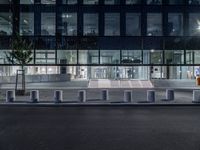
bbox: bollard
[6,90,15,102]
[101,89,109,101]
[54,90,63,103]
[78,90,86,102]
[30,90,39,103]
[147,90,155,103]
[166,89,174,101]
[193,90,200,103]
[124,90,132,102]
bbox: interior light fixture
[197,20,200,30]
[150,49,155,53]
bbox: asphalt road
[0,106,200,150]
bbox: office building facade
[0,0,200,81]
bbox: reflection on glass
[35,50,55,64]
[189,0,200,4]
[61,13,77,36]
[168,13,183,36]
[147,0,162,5]
[0,50,11,64]
[194,50,200,64]
[62,0,77,4]
[126,13,141,36]
[121,50,142,64]
[57,50,77,64]
[27,66,57,75]
[20,13,34,35]
[105,13,120,36]
[143,50,150,64]
[150,50,163,64]
[126,0,140,4]
[100,50,120,64]
[41,13,56,35]
[0,0,12,4]
[186,50,193,64]
[147,13,162,36]
[104,0,120,4]
[79,50,99,64]
[169,0,184,4]
[20,0,34,4]
[84,0,98,4]
[84,14,98,36]
[189,13,200,36]
[41,0,56,4]
[186,50,200,64]
[0,13,12,35]
[165,50,184,64]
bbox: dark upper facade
[0,0,200,66]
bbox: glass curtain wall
[63,0,77,4]
[169,0,184,4]
[147,0,162,5]
[126,0,140,4]
[100,50,120,64]
[35,50,56,64]
[20,13,34,35]
[0,13,12,35]
[189,0,200,4]
[41,13,56,35]
[61,13,77,36]
[84,14,98,36]
[147,13,162,36]
[1,0,200,81]
[20,0,34,4]
[84,0,98,4]
[0,0,12,4]
[41,0,56,4]
[105,13,120,36]
[104,0,120,4]
[121,50,142,64]
[189,13,200,36]
[168,13,183,36]
[126,13,141,36]
[79,50,99,64]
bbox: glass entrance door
[90,66,149,80]
[120,67,135,79]
[91,67,109,79]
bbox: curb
[0,103,200,107]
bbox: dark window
[105,13,120,36]
[126,13,141,36]
[84,13,98,36]
[168,13,183,36]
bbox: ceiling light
[150,49,155,53]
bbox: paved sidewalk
[0,88,195,104]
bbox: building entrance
[91,67,114,79]
[89,66,149,80]
[119,67,139,79]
